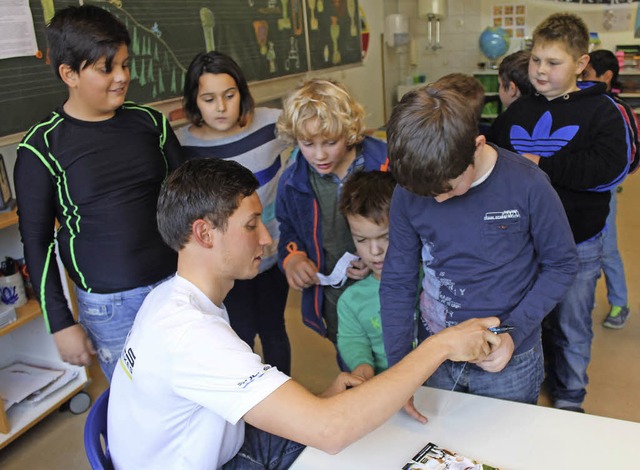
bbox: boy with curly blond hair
[276,79,387,346]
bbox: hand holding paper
[316,252,360,287]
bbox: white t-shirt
[108,275,290,470]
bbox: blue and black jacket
[275,136,388,336]
[488,81,631,244]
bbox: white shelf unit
[474,71,502,120]
[617,70,640,116]
[0,209,89,449]
[0,307,88,448]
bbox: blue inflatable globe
[479,27,510,60]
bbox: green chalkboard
[0,0,361,138]
[0,0,78,137]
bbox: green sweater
[337,274,388,374]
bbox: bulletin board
[0,0,362,138]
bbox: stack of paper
[0,362,70,411]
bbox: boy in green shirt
[337,171,396,380]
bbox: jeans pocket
[77,298,115,326]
[512,344,545,389]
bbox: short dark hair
[157,159,259,251]
[588,49,620,90]
[499,50,535,96]
[386,86,477,197]
[431,73,485,123]
[183,51,255,127]
[46,5,130,81]
[339,171,396,225]
[533,13,589,59]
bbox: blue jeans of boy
[602,190,628,307]
[75,277,171,381]
[544,233,603,409]
[222,424,305,469]
[425,341,544,404]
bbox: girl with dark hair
[177,51,292,374]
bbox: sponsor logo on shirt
[483,209,520,221]
[119,346,136,379]
[237,365,272,389]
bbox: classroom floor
[1,183,640,469]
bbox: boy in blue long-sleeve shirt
[381,85,578,421]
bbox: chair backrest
[84,388,113,470]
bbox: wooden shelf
[0,299,41,337]
[0,207,17,230]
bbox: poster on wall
[306,0,362,70]
[492,4,526,39]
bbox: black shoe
[557,406,584,413]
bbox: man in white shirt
[108,159,501,469]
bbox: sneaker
[557,406,585,413]
[603,305,630,329]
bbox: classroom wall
[382,0,640,107]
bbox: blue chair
[83,388,113,470]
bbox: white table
[291,386,640,469]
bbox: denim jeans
[222,424,305,469]
[544,233,603,408]
[425,342,544,404]
[602,190,628,307]
[75,276,171,381]
[225,265,291,375]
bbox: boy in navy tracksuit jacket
[275,79,387,344]
[488,13,631,412]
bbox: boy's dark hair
[499,50,535,96]
[183,51,255,128]
[157,159,259,251]
[386,86,477,197]
[588,49,621,91]
[533,12,589,59]
[431,73,485,123]
[46,5,130,81]
[339,171,396,226]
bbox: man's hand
[346,258,370,281]
[53,324,96,366]
[435,317,502,363]
[403,395,428,424]
[476,333,515,372]
[284,253,319,291]
[522,153,541,165]
[319,372,365,398]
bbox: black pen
[488,325,515,334]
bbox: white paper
[24,368,78,404]
[0,362,64,411]
[0,0,39,60]
[317,252,360,288]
